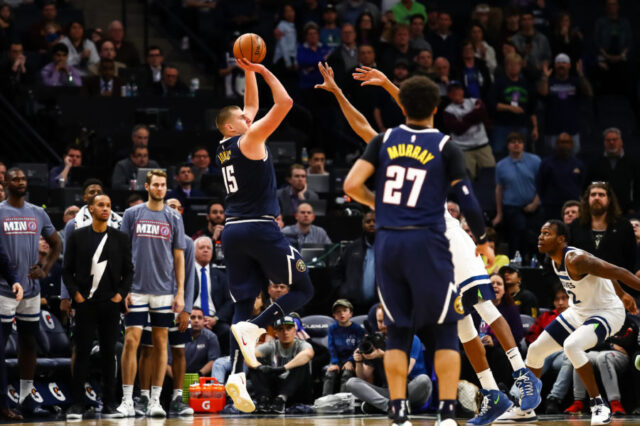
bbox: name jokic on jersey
[135,219,171,240]
[2,217,38,235]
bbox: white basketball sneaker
[590,397,611,425]
[147,399,166,418]
[225,372,255,413]
[116,398,135,417]
[494,405,537,423]
[231,321,266,369]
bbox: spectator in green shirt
[391,0,426,24]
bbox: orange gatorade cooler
[189,377,226,413]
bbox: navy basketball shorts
[221,219,309,302]
[375,228,463,330]
[141,313,191,348]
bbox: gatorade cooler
[189,377,226,413]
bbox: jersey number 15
[222,165,238,194]
[382,165,426,207]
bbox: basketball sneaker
[564,400,585,414]
[610,400,625,417]
[116,398,135,417]
[231,321,266,369]
[147,399,166,418]
[512,368,542,411]
[590,397,611,425]
[467,389,513,425]
[169,396,194,416]
[494,406,537,423]
[225,372,255,413]
[134,395,148,417]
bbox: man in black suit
[62,194,133,420]
[151,65,188,97]
[140,45,165,92]
[82,59,123,97]
[193,236,233,354]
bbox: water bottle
[125,82,132,97]
[190,78,200,97]
[120,85,128,97]
[530,254,538,268]
[130,79,138,97]
[215,242,224,261]
[175,118,183,132]
[513,250,522,266]
[301,147,309,165]
[478,320,489,338]
[67,73,74,86]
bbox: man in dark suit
[62,194,133,420]
[193,236,233,354]
[140,45,165,92]
[166,164,206,208]
[333,211,376,315]
[82,59,123,97]
[151,65,188,97]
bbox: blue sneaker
[467,389,513,426]
[513,368,542,411]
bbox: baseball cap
[332,299,354,312]
[274,315,296,328]
[447,80,464,91]
[554,53,571,64]
[394,58,410,69]
[498,264,520,276]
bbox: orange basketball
[233,33,267,63]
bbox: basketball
[233,33,267,63]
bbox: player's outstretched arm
[353,66,401,107]
[243,61,259,123]
[344,159,376,210]
[568,251,640,295]
[236,59,293,160]
[315,62,377,142]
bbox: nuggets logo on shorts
[134,220,171,240]
[454,295,465,315]
[296,259,306,272]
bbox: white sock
[122,385,133,402]
[172,389,182,400]
[506,347,526,371]
[19,380,34,403]
[477,369,499,391]
[150,385,162,402]
[140,389,150,399]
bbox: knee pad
[386,324,414,353]
[563,327,597,369]
[474,300,502,325]
[434,322,459,352]
[457,314,478,344]
[525,331,562,369]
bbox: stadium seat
[520,314,535,334]
[351,315,367,329]
[40,310,71,357]
[301,315,335,349]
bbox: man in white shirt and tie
[194,236,233,354]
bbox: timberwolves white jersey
[551,246,622,312]
[444,206,490,293]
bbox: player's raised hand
[353,66,390,87]
[235,57,265,74]
[314,62,340,93]
[476,241,495,268]
[12,282,23,301]
[172,292,185,314]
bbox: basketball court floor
[5,414,640,425]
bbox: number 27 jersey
[215,135,280,218]
[361,125,467,230]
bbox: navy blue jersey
[215,136,280,218]
[361,124,467,230]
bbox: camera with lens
[358,320,386,355]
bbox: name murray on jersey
[386,141,435,165]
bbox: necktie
[200,267,209,316]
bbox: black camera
[358,320,386,355]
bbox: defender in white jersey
[445,209,541,425]
[521,220,640,425]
